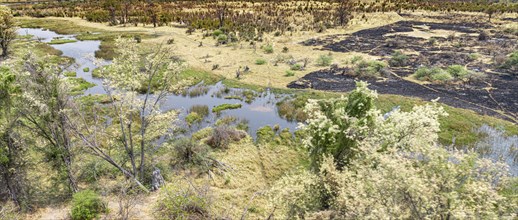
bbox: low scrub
[172,138,210,168]
[353,59,387,78]
[388,51,409,67]
[501,51,518,72]
[154,180,210,220]
[263,44,274,54]
[255,59,267,65]
[316,54,333,67]
[206,126,246,149]
[415,65,484,83]
[71,190,107,220]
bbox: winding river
[17,28,298,137]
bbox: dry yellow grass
[18,12,403,88]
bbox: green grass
[185,112,203,125]
[16,17,150,60]
[255,59,267,65]
[48,39,77,45]
[212,103,242,113]
[179,68,223,86]
[66,77,96,95]
[64,71,77,77]
[83,67,90,72]
[77,94,113,106]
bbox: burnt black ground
[292,19,518,122]
[288,69,517,120]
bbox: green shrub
[502,51,518,71]
[414,67,447,81]
[468,53,480,61]
[263,44,274,54]
[212,103,242,113]
[83,67,90,72]
[354,60,387,78]
[217,34,228,44]
[290,64,302,71]
[71,190,106,220]
[447,65,469,78]
[155,181,209,220]
[350,56,363,64]
[192,127,214,141]
[389,51,409,67]
[431,71,454,82]
[255,59,267,65]
[172,138,210,168]
[316,54,333,66]
[256,126,276,144]
[91,67,104,78]
[285,70,295,77]
[212,29,223,37]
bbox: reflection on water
[474,125,518,176]
[19,28,298,137]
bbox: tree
[103,0,120,25]
[215,2,228,29]
[16,53,78,194]
[269,82,517,219]
[335,0,354,26]
[69,38,184,190]
[0,66,30,211]
[0,5,16,58]
[302,81,377,169]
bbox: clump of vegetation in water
[48,38,77,45]
[66,77,95,94]
[277,97,308,122]
[83,67,90,72]
[185,112,203,125]
[212,103,242,113]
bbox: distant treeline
[7,0,518,40]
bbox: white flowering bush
[270,82,516,219]
[301,81,378,169]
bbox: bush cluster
[316,54,333,67]
[71,190,106,220]
[414,65,484,83]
